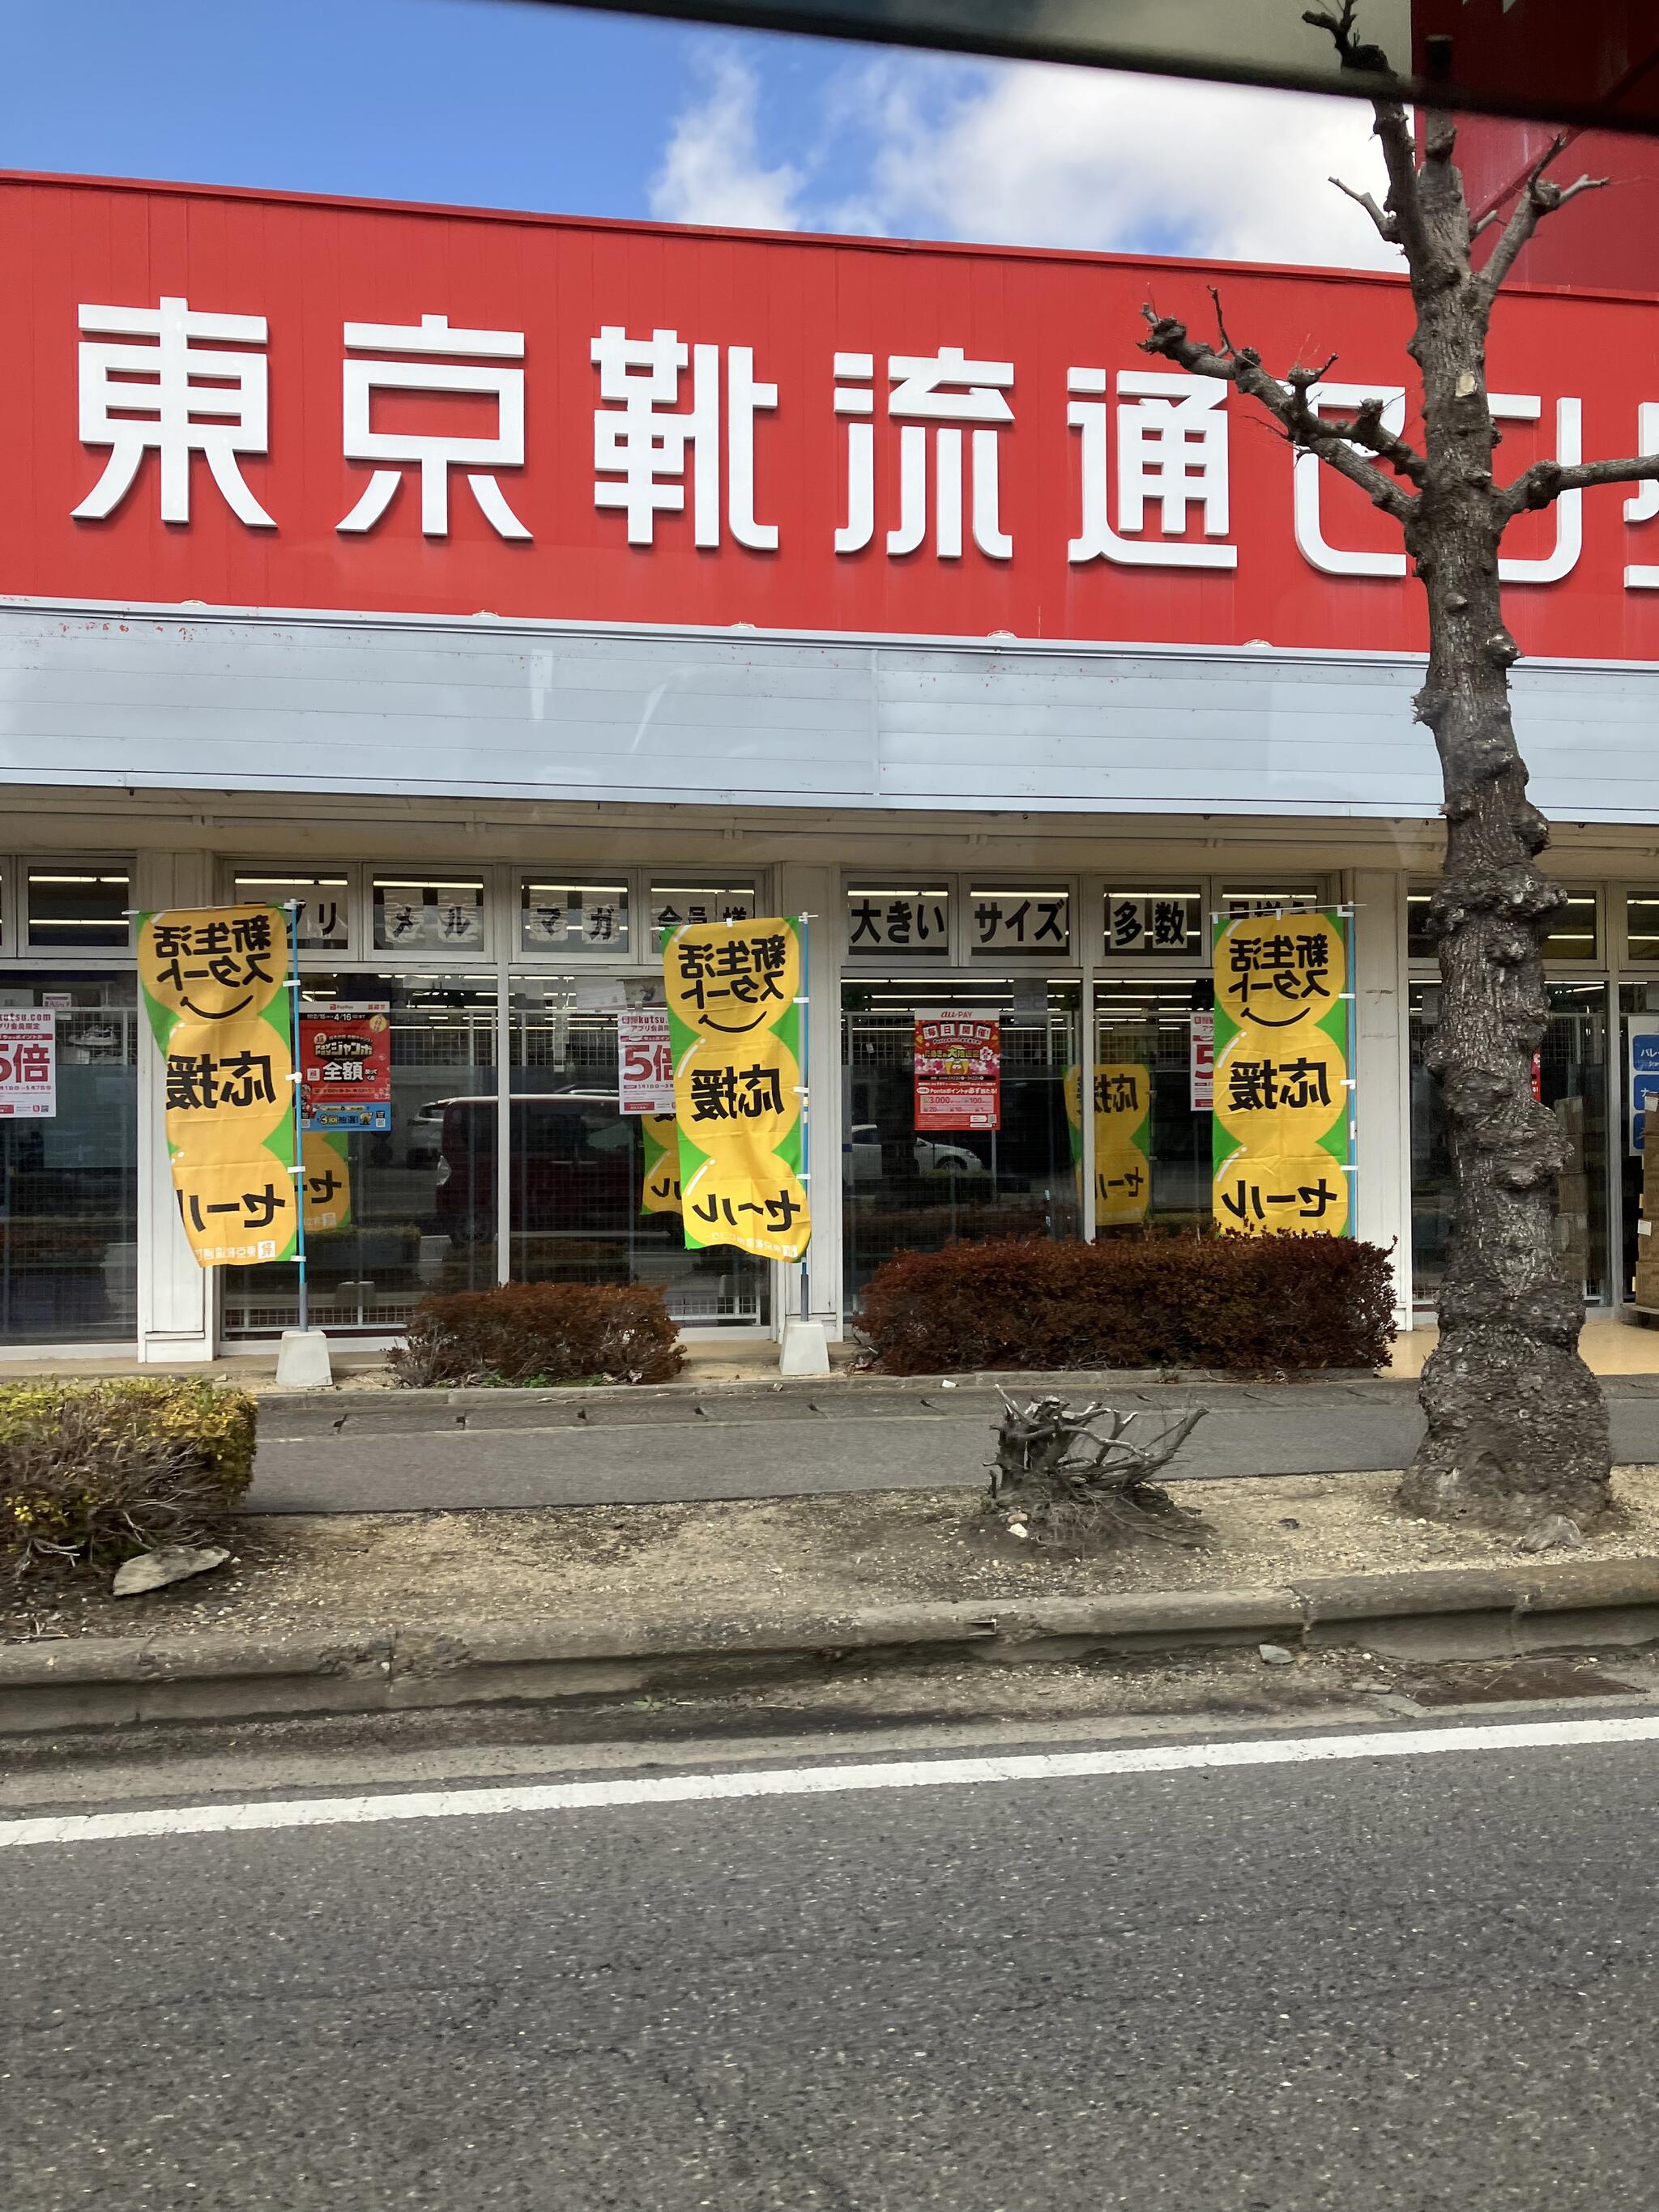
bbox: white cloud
[649,52,804,231]
[834,59,1401,272]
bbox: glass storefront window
[373,876,486,954]
[223,974,499,1336]
[27,867,130,950]
[1410,980,1608,1310]
[0,974,138,1341]
[1219,880,1323,919]
[232,871,350,951]
[846,884,950,959]
[648,880,757,936]
[1627,893,1659,965]
[1103,889,1204,959]
[520,878,631,956]
[841,979,1081,1306]
[509,978,766,1325]
[1092,980,1213,1233]
[967,885,1071,958]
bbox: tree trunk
[1394,141,1611,1532]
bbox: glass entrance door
[1410,979,1609,1310]
[841,979,1080,1308]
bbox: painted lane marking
[6,1711,1659,1851]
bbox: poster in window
[298,1004,392,1132]
[915,1012,1000,1132]
[0,1009,56,1119]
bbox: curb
[7,1556,1659,1734]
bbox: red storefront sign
[297,1004,392,1132]
[4,172,1659,662]
[915,1013,1000,1132]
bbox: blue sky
[2,0,1397,267]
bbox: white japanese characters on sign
[63,292,1659,595]
[74,296,275,527]
[339,313,531,540]
[0,1010,57,1119]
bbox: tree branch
[1329,173,1400,245]
[1501,451,1659,518]
[1140,301,1418,522]
[1478,135,1609,309]
[1303,4,1434,275]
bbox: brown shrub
[0,1379,257,1576]
[856,1234,1396,1375]
[390,1281,685,1387]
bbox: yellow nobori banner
[663,916,811,1264]
[138,904,299,1268]
[1211,907,1352,1237]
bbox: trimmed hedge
[0,1379,257,1575]
[391,1281,685,1387]
[857,1234,1396,1375]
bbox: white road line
[6,1712,1659,1851]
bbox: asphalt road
[246,1379,1659,1512]
[7,1710,1659,2210]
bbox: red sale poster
[914,1012,1000,1132]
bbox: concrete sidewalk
[245,1374,1659,1515]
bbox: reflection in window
[521,879,631,955]
[27,868,130,950]
[1093,980,1212,1234]
[373,878,486,953]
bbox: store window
[1219,880,1324,921]
[1628,893,1659,965]
[648,880,757,936]
[232,871,350,951]
[222,974,498,1337]
[1410,981,1608,1310]
[846,884,950,959]
[27,867,130,951]
[372,876,486,954]
[967,885,1071,958]
[1102,889,1204,959]
[508,978,766,1324]
[520,877,630,956]
[1091,980,1213,1233]
[0,975,139,1342]
[841,979,1081,1305]
[1409,880,1599,962]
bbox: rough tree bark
[1142,2,1659,1532]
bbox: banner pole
[798,911,811,1323]
[284,900,309,1335]
[1343,904,1359,1235]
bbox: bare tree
[1142,2,1659,1533]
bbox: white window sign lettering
[1624,402,1659,589]
[617,1006,674,1115]
[836,347,1013,561]
[846,889,949,956]
[73,296,275,528]
[0,1010,57,1119]
[591,327,776,549]
[970,891,1069,954]
[1068,370,1236,569]
[339,314,531,540]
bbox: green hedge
[856,1234,1396,1375]
[1,1379,257,1575]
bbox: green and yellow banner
[1212,907,1352,1236]
[663,916,811,1263]
[1065,1061,1152,1225]
[303,1128,352,1234]
[138,904,298,1268]
[640,1113,682,1217]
